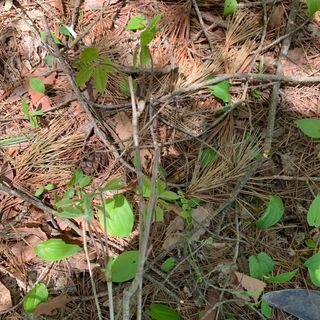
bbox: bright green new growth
[23,282,48,313]
[35,238,81,261]
[208,80,231,103]
[74,47,115,93]
[29,77,45,94]
[160,257,176,272]
[260,300,272,318]
[21,97,44,129]
[200,148,217,168]
[256,195,284,229]
[224,0,238,16]
[110,250,139,282]
[35,183,56,197]
[249,252,274,279]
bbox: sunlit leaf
[127,14,147,30]
[111,250,139,282]
[208,80,230,103]
[140,45,151,65]
[260,300,272,318]
[160,257,176,272]
[148,303,181,320]
[304,252,320,270]
[307,193,320,227]
[308,268,320,286]
[35,238,81,261]
[29,77,45,94]
[295,118,320,138]
[59,25,72,36]
[256,195,284,229]
[101,178,123,192]
[224,0,238,16]
[35,187,45,197]
[98,194,134,237]
[92,65,108,93]
[159,190,180,201]
[76,65,94,86]
[23,282,48,313]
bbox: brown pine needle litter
[1,0,320,319]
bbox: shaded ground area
[0,0,320,319]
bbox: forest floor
[1,0,320,319]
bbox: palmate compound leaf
[76,65,94,86]
[307,193,320,227]
[23,282,48,313]
[147,303,181,320]
[98,194,134,237]
[256,195,284,229]
[295,118,320,138]
[35,238,81,262]
[111,250,139,282]
[306,0,320,15]
[249,252,274,279]
[80,47,99,64]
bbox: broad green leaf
[200,148,217,168]
[304,252,320,270]
[93,65,108,93]
[111,250,139,282]
[307,0,320,15]
[45,183,56,191]
[252,89,263,98]
[140,45,151,65]
[256,195,284,229]
[127,14,147,30]
[141,31,155,47]
[56,206,83,218]
[59,25,72,36]
[147,14,161,31]
[160,257,176,272]
[224,0,238,16]
[101,178,123,191]
[120,78,138,97]
[305,239,316,248]
[208,80,230,103]
[148,303,181,320]
[295,118,320,138]
[29,77,45,94]
[68,169,84,187]
[307,193,320,227]
[23,282,48,313]
[80,47,99,63]
[260,300,272,318]
[98,194,134,237]
[159,190,180,201]
[155,206,164,222]
[35,238,81,261]
[35,187,45,197]
[265,268,298,283]
[78,175,92,188]
[249,252,274,279]
[21,97,29,115]
[308,268,320,286]
[102,58,116,72]
[76,65,94,86]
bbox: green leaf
[306,0,320,15]
[59,25,72,36]
[304,252,320,270]
[78,175,92,188]
[256,195,284,229]
[224,0,238,16]
[40,31,61,44]
[200,148,217,168]
[155,206,164,222]
[80,47,99,64]
[305,239,316,248]
[56,206,84,218]
[120,78,138,97]
[140,45,152,65]
[208,80,230,103]
[159,190,180,201]
[141,31,155,47]
[260,300,272,318]
[148,303,181,320]
[127,14,147,30]
[111,250,139,282]
[93,65,108,93]
[68,169,84,186]
[44,183,56,191]
[295,118,320,138]
[44,54,54,66]
[308,267,320,286]
[98,194,134,237]
[102,58,116,72]
[23,282,48,313]
[76,65,94,86]
[31,110,44,116]
[249,252,274,279]
[133,47,138,67]
[160,257,176,272]
[29,77,45,94]
[251,89,263,98]
[35,238,81,261]
[35,187,45,197]
[21,97,29,115]
[101,178,123,191]
[29,115,39,129]
[265,268,298,283]
[307,193,320,227]
[147,14,161,31]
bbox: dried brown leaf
[190,205,211,241]
[200,289,219,320]
[0,281,12,311]
[113,111,133,147]
[162,216,184,250]
[34,293,71,316]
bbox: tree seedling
[21,97,44,129]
